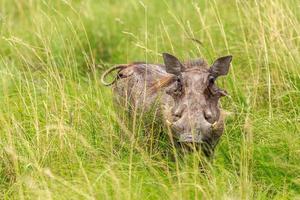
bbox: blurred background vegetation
[0,0,299,199]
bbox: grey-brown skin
[112,53,232,156]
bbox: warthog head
[162,53,232,155]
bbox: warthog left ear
[209,55,232,78]
[163,53,184,76]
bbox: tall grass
[0,0,299,199]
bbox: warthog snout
[174,110,225,143]
[176,111,225,156]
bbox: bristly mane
[148,58,208,94]
[184,58,208,69]
[149,75,175,94]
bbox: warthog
[101,53,232,156]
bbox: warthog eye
[208,76,215,85]
[207,75,228,97]
[207,76,218,95]
[166,76,183,98]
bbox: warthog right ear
[209,55,232,78]
[163,53,184,76]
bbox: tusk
[212,121,218,131]
[166,120,172,126]
[211,110,226,132]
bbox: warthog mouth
[170,113,224,156]
[178,133,202,143]
[174,120,221,143]
[177,133,217,157]
[178,133,218,157]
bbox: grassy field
[0,0,299,199]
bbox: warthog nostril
[204,110,213,123]
[173,114,181,121]
[172,104,186,121]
